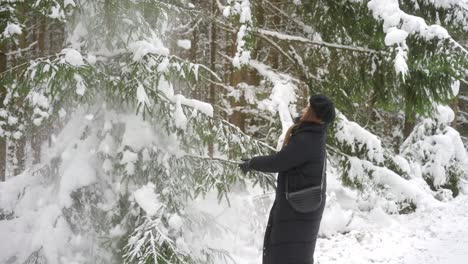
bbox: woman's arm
[248,133,315,173]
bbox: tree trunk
[104,0,114,50]
[38,16,46,56]
[0,43,7,181]
[190,27,199,100]
[451,96,459,129]
[252,0,264,83]
[367,69,382,124]
[0,139,5,181]
[403,98,416,139]
[208,0,217,157]
[268,0,281,69]
[403,117,415,139]
[31,15,47,164]
[13,26,28,176]
[229,30,245,131]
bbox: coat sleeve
[249,133,315,173]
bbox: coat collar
[293,121,326,135]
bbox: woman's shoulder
[290,128,325,145]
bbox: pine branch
[5,41,38,56]
[151,0,200,14]
[450,39,468,58]
[252,30,321,81]
[123,216,198,264]
[263,0,317,32]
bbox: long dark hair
[283,106,322,146]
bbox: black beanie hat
[309,94,335,124]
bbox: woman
[239,94,335,264]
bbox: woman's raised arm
[248,133,316,173]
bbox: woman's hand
[238,158,251,175]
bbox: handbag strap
[285,150,327,198]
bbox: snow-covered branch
[251,30,321,81]
[255,28,385,54]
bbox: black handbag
[285,151,327,213]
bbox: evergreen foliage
[0,0,467,263]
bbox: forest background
[0,0,467,263]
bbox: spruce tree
[1,1,275,262]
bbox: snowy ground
[2,177,468,264]
[204,188,468,264]
[316,194,468,264]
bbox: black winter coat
[249,121,327,264]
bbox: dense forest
[0,0,467,263]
